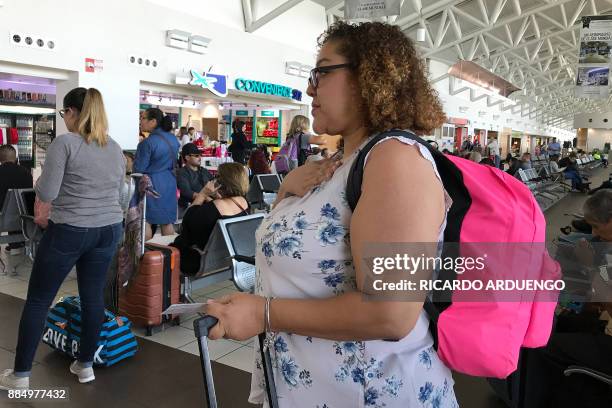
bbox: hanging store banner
[575,16,612,99]
[344,0,401,19]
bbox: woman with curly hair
[206,22,458,407]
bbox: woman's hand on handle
[205,293,266,341]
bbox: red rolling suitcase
[119,243,181,336]
[112,174,181,336]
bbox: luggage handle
[194,316,219,408]
[194,316,279,408]
[130,173,147,257]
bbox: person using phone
[170,163,249,275]
[176,143,213,211]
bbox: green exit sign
[260,111,276,117]
[235,110,249,116]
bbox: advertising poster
[576,16,612,99]
[439,137,455,152]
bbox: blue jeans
[14,221,122,374]
[564,170,583,190]
[494,155,501,169]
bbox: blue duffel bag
[43,296,138,366]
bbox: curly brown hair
[318,22,445,135]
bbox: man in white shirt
[486,137,501,169]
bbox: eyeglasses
[59,107,72,118]
[308,63,353,89]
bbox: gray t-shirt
[35,133,125,227]
[299,132,312,149]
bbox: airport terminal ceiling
[184,0,612,132]
[325,0,612,131]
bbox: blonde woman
[286,115,326,168]
[1,88,125,390]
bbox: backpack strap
[346,129,471,243]
[345,130,473,323]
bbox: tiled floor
[0,250,251,374]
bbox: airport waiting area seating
[515,150,609,211]
[181,213,264,304]
[15,188,43,261]
[0,189,43,274]
[0,189,25,273]
[246,174,282,211]
[488,347,612,408]
[517,167,570,212]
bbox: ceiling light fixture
[416,28,426,42]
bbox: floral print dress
[249,135,459,408]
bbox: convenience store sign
[235,78,302,101]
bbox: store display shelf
[0,100,55,108]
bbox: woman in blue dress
[135,108,180,240]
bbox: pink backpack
[346,130,561,378]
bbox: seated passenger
[549,155,561,173]
[468,151,482,162]
[0,145,33,254]
[561,153,589,192]
[507,157,521,176]
[171,163,249,275]
[520,152,532,169]
[531,191,612,407]
[176,143,212,210]
[479,157,495,167]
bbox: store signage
[235,78,302,101]
[85,58,103,73]
[344,0,401,19]
[235,110,250,116]
[260,110,276,117]
[189,69,228,97]
[448,117,468,126]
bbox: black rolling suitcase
[194,316,279,408]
